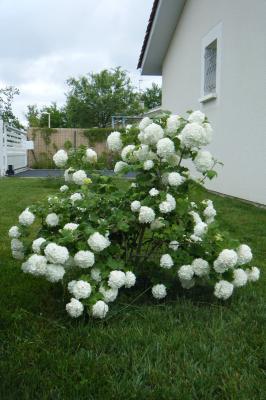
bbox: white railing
[0,118,29,176]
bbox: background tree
[0,86,24,129]
[64,67,142,128]
[141,83,162,110]
[25,103,67,128]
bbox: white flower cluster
[74,250,95,268]
[86,148,97,163]
[72,170,87,185]
[53,149,68,167]
[107,131,122,152]
[159,194,176,214]
[138,206,155,224]
[88,232,110,252]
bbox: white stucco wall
[162,0,266,204]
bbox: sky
[0,0,161,125]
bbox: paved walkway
[15,169,64,177]
[14,169,135,178]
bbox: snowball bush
[9,110,260,320]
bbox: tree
[64,67,142,128]
[0,86,24,129]
[25,103,67,128]
[141,83,162,110]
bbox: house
[138,0,266,205]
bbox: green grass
[0,178,265,400]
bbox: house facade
[138,0,266,205]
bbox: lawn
[0,178,265,400]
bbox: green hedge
[82,127,125,144]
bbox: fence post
[0,117,6,176]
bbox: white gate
[0,118,29,176]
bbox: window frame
[199,22,222,104]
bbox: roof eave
[138,0,186,76]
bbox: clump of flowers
[9,111,261,320]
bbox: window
[204,39,217,95]
[200,23,222,103]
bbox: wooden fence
[27,128,107,168]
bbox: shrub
[9,111,260,320]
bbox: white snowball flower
[188,110,205,124]
[237,244,252,266]
[165,153,180,167]
[156,138,175,158]
[72,170,87,185]
[178,265,194,281]
[190,234,202,243]
[45,264,65,282]
[71,280,92,299]
[159,201,172,214]
[180,278,195,289]
[166,114,181,135]
[44,243,69,264]
[86,148,97,163]
[194,150,213,173]
[91,268,102,282]
[203,205,216,224]
[179,122,206,149]
[74,250,95,268]
[124,271,136,288]
[169,241,179,251]
[8,226,21,238]
[108,270,126,289]
[143,160,154,170]
[19,209,35,226]
[139,206,155,224]
[143,123,164,145]
[107,131,122,152]
[87,232,110,252]
[134,144,151,161]
[99,286,118,303]
[114,161,128,174]
[214,280,234,300]
[64,168,74,182]
[232,268,248,287]
[22,254,47,276]
[139,116,152,131]
[152,284,167,299]
[53,149,68,167]
[213,249,238,273]
[192,258,210,277]
[166,194,176,210]
[70,192,83,204]
[60,185,69,192]
[168,172,184,187]
[194,222,208,238]
[131,200,141,212]
[11,238,24,252]
[46,213,59,227]
[125,124,132,132]
[160,254,174,269]
[92,300,109,319]
[66,298,84,318]
[67,280,77,294]
[149,188,159,197]
[32,237,46,254]
[246,266,260,282]
[150,217,165,230]
[189,211,202,224]
[63,223,79,231]
[121,145,135,161]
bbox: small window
[204,39,217,95]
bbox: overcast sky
[0,0,161,125]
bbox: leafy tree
[0,86,24,129]
[141,83,162,110]
[64,67,142,128]
[26,103,67,128]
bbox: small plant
[8,111,260,320]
